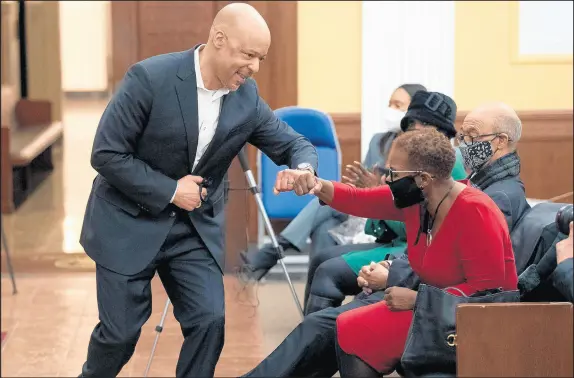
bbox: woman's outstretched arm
[314,180,404,221]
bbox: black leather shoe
[238,244,281,282]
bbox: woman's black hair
[378,83,428,159]
[398,84,427,99]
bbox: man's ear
[213,30,226,49]
[496,133,510,150]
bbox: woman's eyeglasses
[385,168,423,182]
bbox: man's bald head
[459,102,522,171]
[211,3,270,42]
[462,102,522,147]
[204,3,271,91]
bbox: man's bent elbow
[90,149,114,174]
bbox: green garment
[452,147,468,181]
[342,148,468,275]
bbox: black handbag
[399,284,520,377]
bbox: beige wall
[1,1,21,91]
[454,1,573,111]
[59,1,110,92]
[56,0,363,107]
[297,1,362,113]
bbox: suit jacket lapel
[175,48,199,173]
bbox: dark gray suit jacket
[80,48,318,276]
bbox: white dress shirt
[170,45,229,203]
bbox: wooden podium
[456,302,573,377]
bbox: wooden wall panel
[25,1,63,122]
[110,1,215,90]
[137,2,215,60]
[110,1,139,91]
[331,113,362,171]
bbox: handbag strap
[443,286,468,297]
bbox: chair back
[259,106,341,219]
[511,202,565,274]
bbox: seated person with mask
[241,100,530,378]
[349,101,531,303]
[304,91,468,314]
[240,84,427,281]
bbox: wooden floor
[0,98,307,377]
[1,273,306,377]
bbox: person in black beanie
[400,90,458,139]
[302,90,469,316]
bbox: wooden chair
[1,85,63,213]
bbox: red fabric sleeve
[446,201,509,296]
[328,182,404,221]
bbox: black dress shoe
[238,244,280,282]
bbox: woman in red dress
[276,127,518,377]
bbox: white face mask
[381,107,406,132]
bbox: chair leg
[1,221,18,295]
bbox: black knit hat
[400,91,457,138]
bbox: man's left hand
[384,287,417,311]
[557,221,573,265]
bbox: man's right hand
[172,175,206,211]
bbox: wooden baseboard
[64,91,110,100]
[331,113,362,172]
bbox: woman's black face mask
[386,175,425,209]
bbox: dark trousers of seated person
[243,291,385,378]
[304,243,380,315]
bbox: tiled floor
[1,273,306,377]
[0,97,307,377]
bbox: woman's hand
[273,169,322,195]
[342,161,380,188]
[383,287,417,311]
[357,261,389,294]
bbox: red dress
[329,181,518,373]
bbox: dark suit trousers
[81,210,225,378]
[243,291,385,377]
